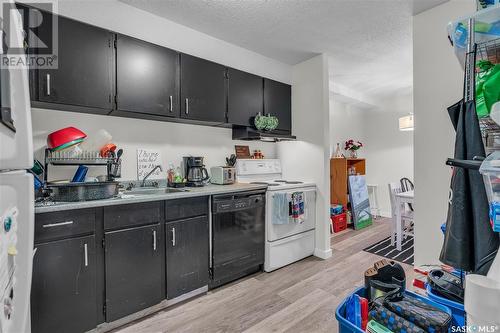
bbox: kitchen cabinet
[34,12,114,114]
[263,78,292,133]
[166,216,209,299]
[115,35,179,117]
[104,224,163,321]
[227,68,263,127]
[180,54,227,123]
[31,235,97,333]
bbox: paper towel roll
[465,274,500,326]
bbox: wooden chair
[388,182,414,246]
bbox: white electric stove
[236,159,316,272]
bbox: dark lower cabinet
[104,224,163,321]
[180,54,227,123]
[115,35,179,117]
[263,78,292,133]
[31,235,97,333]
[227,68,263,127]
[166,216,209,299]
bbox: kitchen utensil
[96,175,108,182]
[47,181,119,202]
[226,154,237,167]
[116,148,123,161]
[47,127,87,151]
[71,165,89,182]
[100,143,117,157]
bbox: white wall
[33,109,276,181]
[32,0,292,181]
[413,0,475,267]
[277,54,332,259]
[329,91,414,218]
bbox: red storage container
[331,213,347,233]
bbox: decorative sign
[137,149,163,181]
[235,145,251,159]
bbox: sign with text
[137,149,162,181]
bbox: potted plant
[344,139,363,158]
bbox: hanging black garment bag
[440,26,499,274]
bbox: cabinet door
[180,54,226,123]
[31,236,96,333]
[36,13,113,113]
[104,224,163,321]
[227,68,263,127]
[263,78,292,132]
[166,216,209,299]
[116,35,179,117]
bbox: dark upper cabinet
[31,235,97,333]
[104,224,163,322]
[166,216,209,299]
[115,35,179,117]
[35,13,113,113]
[263,78,292,133]
[180,54,226,123]
[227,68,263,127]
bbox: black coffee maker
[183,156,210,187]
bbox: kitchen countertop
[35,183,268,214]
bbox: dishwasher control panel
[212,193,265,213]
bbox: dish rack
[43,148,120,183]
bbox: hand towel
[272,192,290,224]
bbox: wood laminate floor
[113,218,413,333]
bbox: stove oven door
[266,187,316,242]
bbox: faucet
[141,165,163,187]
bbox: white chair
[388,182,414,247]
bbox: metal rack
[43,148,117,183]
[476,37,500,64]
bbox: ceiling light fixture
[399,114,414,131]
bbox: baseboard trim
[314,248,332,259]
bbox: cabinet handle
[84,243,88,267]
[42,221,73,228]
[172,227,176,246]
[169,95,173,112]
[185,98,189,115]
[46,74,50,95]
[153,230,157,251]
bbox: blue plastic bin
[426,284,465,327]
[336,287,453,333]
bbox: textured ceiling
[119,0,448,99]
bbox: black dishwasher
[210,190,265,288]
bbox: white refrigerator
[0,1,35,332]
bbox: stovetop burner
[274,180,304,184]
[250,182,280,186]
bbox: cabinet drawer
[35,209,95,243]
[166,196,208,222]
[104,201,162,230]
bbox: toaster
[210,166,236,185]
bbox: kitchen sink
[126,187,189,195]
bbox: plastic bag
[476,60,500,118]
